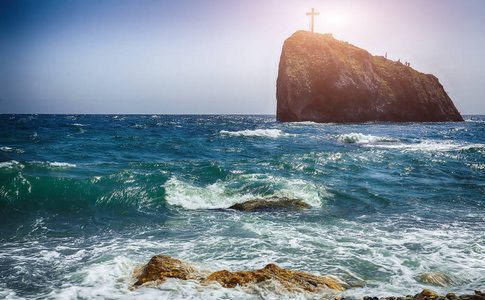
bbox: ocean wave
[0,170,165,213]
[0,146,13,152]
[0,161,77,171]
[0,160,21,169]
[368,140,485,152]
[164,174,328,210]
[220,129,288,138]
[337,133,400,144]
[48,162,77,168]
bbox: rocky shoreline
[348,289,485,300]
[133,254,344,292]
[132,255,483,300]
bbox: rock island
[276,31,463,123]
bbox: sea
[0,114,484,300]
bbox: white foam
[163,175,328,210]
[0,160,21,169]
[0,146,13,152]
[6,210,484,299]
[289,121,319,125]
[221,129,288,138]
[0,161,77,169]
[337,133,399,144]
[0,289,18,299]
[49,162,77,168]
[48,253,340,300]
[49,256,138,300]
[368,140,485,152]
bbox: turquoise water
[1,114,484,299]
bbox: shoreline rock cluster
[133,255,344,292]
[133,255,483,299]
[348,289,485,300]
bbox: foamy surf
[163,175,328,210]
[220,129,288,138]
[0,160,20,169]
[48,162,77,168]
[50,255,341,300]
[367,140,485,152]
[337,133,400,144]
[0,161,77,170]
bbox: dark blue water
[1,114,484,299]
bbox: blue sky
[1,0,484,114]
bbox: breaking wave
[0,160,76,169]
[367,140,485,152]
[220,129,288,138]
[337,133,400,144]
[163,174,328,210]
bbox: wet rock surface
[343,289,485,300]
[228,197,311,211]
[206,263,344,292]
[418,272,456,287]
[133,255,206,286]
[134,255,343,293]
[133,256,483,300]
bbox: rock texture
[276,31,464,123]
[133,255,207,286]
[359,290,485,300]
[133,255,344,293]
[418,272,456,287]
[229,197,311,211]
[206,263,344,292]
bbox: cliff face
[276,31,463,123]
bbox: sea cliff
[276,31,464,123]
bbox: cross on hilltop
[306,8,320,33]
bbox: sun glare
[325,11,347,26]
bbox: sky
[0,0,484,114]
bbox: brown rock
[446,293,456,298]
[414,289,440,300]
[133,255,201,286]
[276,31,463,123]
[229,197,311,211]
[134,255,345,294]
[206,269,271,288]
[206,263,344,292]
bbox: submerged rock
[133,255,344,293]
[418,272,456,287]
[206,263,344,292]
[228,197,311,211]
[276,31,463,123]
